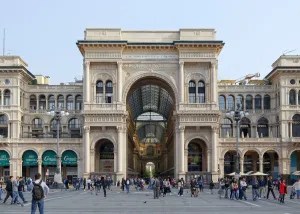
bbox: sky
[0,0,299,84]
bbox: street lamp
[226,106,249,179]
[47,110,69,188]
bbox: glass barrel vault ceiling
[127,85,174,144]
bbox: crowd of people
[215,176,300,204]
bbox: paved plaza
[1,186,299,214]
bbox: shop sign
[0,150,10,166]
[23,150,38,166]
[62,150,77,165]
[100,153,114,159]
[42,150,57,165]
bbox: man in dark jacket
[267,176,277,199]
[101,177,108,197]
[3,176,13,204]
[95,178,101,195]
[16,177,27,203]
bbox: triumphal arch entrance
[77,28,223,182]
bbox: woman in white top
[293,178,300,199]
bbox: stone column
[289,122,293,137]
[90,150,95,173]
[178,126,185,177]
[84,61,90,103]
[114,150,117,173]
[219,158,224,178]
[207,149,212,172]
[36,96,39,111]
[240,157,244,174]
[117,62,123,103]
[184,149,188,172]
[211,126,218,172]
[211,62,217,103]
[179,62,184,103]
[38,159,42,175]
[175,128,179,178]
[259,158,263,172]
[117,126,123,173]
[84,126,90,177]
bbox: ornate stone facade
[0,28,300,182]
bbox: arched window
[257,117,269,137]
[227,95,235,111]
[240,117,251,138]
[75,95,82,110]
[105,80,113,103]
[221,118,233,137]
[39,95,46,110]
[68,118,81,138]
[219,95,226,110]
[48,95,55,110]
[147,146,154,156]
[197,81,205,103]
[96,80,104,103]
[0,114,8,138]
[264,95,271,110]
[292,114,300,137]
[188,142,202,171]
[290,90,296,105]
[32,118,43,129]
[236,95,244,110]
[68,118,81,129]
[66,95,74,110]
[255,95,262,110]
[246,95,253,110]
[4,90,10,105]
[57,95,64,109]
[29,94,37,110]
[188,81,196,103]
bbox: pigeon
[144,201,147,203]
[146,194,149,196]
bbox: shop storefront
[0,150,10,181]
[22,150,38,178]
[61,150,77,182]
[42,150,57,181]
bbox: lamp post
[47,110,69,188]
[226,106,249,179]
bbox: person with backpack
[31,172,49,214]
[3,176,13,204]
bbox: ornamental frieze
[180,52,216,59]
[86,52,121,59]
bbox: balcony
[21,137,82,144]
[22,132,82,139]
[218,85,273,91]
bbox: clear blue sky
[1,0,299,84]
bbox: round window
[290,79,295,84]
[4,79,10,85]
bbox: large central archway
[126,76,176,177]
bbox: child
[279,179,287,203]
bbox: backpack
[32,180,44,200]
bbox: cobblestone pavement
[0,186,299,214]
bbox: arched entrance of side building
[185,139,209,183]
[41,150,57,182]
[92,139,116,181]
[262,150,279,179]
[290,150,300,182]
[22,150,38,178]
[61,150,78,182]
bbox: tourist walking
[177,179,184,196]
[252,177,260,201]
[292,178,300,199]
[101,177,108,197]
[31,172,49,214]
[95,178,101,195]
[3,176,13,204]
[198,178,204,192]
[258,176,266,198]
[83,178,86,191]
[224,178,230,198]
[267,176,277,200]
[125,178,130,194]
[11,176,23,206]
[209,180,214,194]
[218,179,225,198]
[240,177,248,200]
[279,179,287,203]
[230,179,239,200]
[153,177,160,199]
[87,178,92,190]
[121,178,125,191]
[16,177,27,203]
